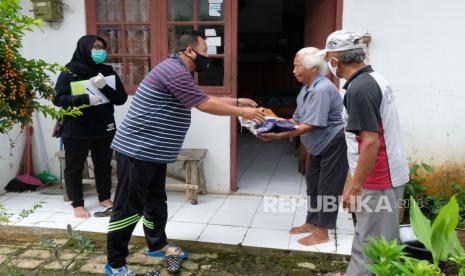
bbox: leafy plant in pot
[409,195,465,269]
[363,236,441,275]
[363,196,465,275]
[417,182,465,248]
[363,236,465,275]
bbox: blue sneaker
[104,264,135,276]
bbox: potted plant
[418,182,465,248]
[363,195,465,275]
[410,195,464,271]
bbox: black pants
[107,152,168,268]
[63,137,113,208]
[305,130,348,229]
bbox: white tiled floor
[165,221,206,241]
[237,133,304,196]
[171,208,216,224]
[0,134,356,256]
[243,228,290,250]
[0,191,354,255]
[251,213,294,231]
[210,210,255,227]
[198,225,248,245]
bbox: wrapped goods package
[238,108,297,135]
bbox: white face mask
[327,58,339,78]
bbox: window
[86,0,154,93]
[167,0,226,87]
[86,0,232,95]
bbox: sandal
[104,264,135,276]
[165,247,184,274]
[144,269,161,276]
[147,244,189,259]
[94,207,112,217]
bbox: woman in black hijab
[53,35,127,218]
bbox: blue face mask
[91,49,107,64]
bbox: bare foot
[99,199,113,208]
[74,207,91,218]
[297,228,329,246]
[289,223,318,234]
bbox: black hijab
[66,35,114,79]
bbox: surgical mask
[91,49,107,64]
[185,49,210,72]
[327,58,339,78]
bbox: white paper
[86,75,116,105]
[209,0,223,3]
[208,3,222,16]
[205,29,216,37]
[206,36,221,47]
[207,46,217,55]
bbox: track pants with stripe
[107,152,168,268]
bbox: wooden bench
[55,148,207,205]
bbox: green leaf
[66,224,73,236]
[449,233,465,256]
[421,162,433,173]
[431,195,461,264]
[415,184,427,191]
[410,196,433,252]
[392,258,415,274]
[410,164,420,176]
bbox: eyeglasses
[92,45,106,50]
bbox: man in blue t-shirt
[105,30,265,276]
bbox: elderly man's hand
[257,132,281,141]
[238,98,258,108]
[342,185,362,212]
[241,107,265,124]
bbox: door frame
[230,0,238,191]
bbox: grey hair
[296,47,328,74]
[337,48,366,64]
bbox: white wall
[14,0,231,193]
[343,0,465,164]
[183,110,231,194]
[18,0,87,179]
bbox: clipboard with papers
[70,75,116,106]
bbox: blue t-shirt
[111,55,209,163]
[293,76,344,155]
